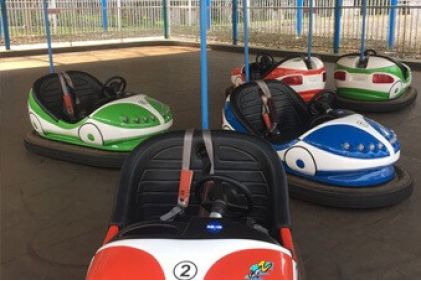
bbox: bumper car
[334,50,417,112]
[25,71,173,168]
[87,130,301,280]
[229,53,326,102]
[222,80,413,208]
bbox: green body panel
[146,97,173,122]
[28,90,173,152]
[335,63,405,81]
[336,88,391,101]
[92,103,159,128]
[335,62,410,101]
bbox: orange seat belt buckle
[263,112,272,130]
[63,94,74,115]
[177,169,194,207]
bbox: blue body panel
[224,102,397,187]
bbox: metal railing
[1,0,420,58]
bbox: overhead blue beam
[42,0,55,73]
[387,0,398,49]
[333,0,343,54]
[200,0,209,129]
[1,0,11,50]
[243,0,250,82]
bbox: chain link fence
[1,0,420,58]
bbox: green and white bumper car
[25,71,173,168]
[334,50,417,112]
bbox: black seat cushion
[230,80,312,144]
[32,71,104,122]
[112,130,291,238]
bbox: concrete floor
[1,47,420,279]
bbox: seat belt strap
[62,72,80,105]
[58,73,75,119]
[202,130,215,175]
[161,129,195,221]
[178,129,194,207]
[255,80,279,135]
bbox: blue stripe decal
[303,124,390,159]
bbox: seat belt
[255,80,280,136]
[199,130,215,216]
[160,130,216,221]
[58,73,75,120]
[62,72,81,107]
[160,129,195,221]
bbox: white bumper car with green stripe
[334,50,417,112]
[25,71,173,168]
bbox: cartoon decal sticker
[245,260,273,280]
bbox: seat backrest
[112,130,291,235]
[230,80,312,144]
[32,71,104,121]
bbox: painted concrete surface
[0,47,420,279]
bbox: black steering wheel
[102,76,127,98]
[256,53,275,72]
[364,49,377,56]
[195,175,253,218]
[308,90,336,116]
[308,90,346,127]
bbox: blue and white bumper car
[222,80,413,208]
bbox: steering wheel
[195,175,253,218]
[116,222,178,239]
[102,76,127,98]
[256,53,275,71]
[308,90,337,116]
[364,49,377,56]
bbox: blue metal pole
[232,0,238,45]
[206,0,211,30]
[307,0,313,59]
[42,0,55,73]
[0,9,3,38]
[387,0,397,49]
[296,0,303,37]
[333,0,343,54]
[1,0,11,50]
[200,0,209,129]
[243,0,250,82]
[360,0,367,61]
[101,0,108,32]
[163,0,169,39]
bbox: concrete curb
[2,39,421,71]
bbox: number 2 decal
[173,261,198,280]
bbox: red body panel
[230,66,326,102]
[87,246,165,280]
